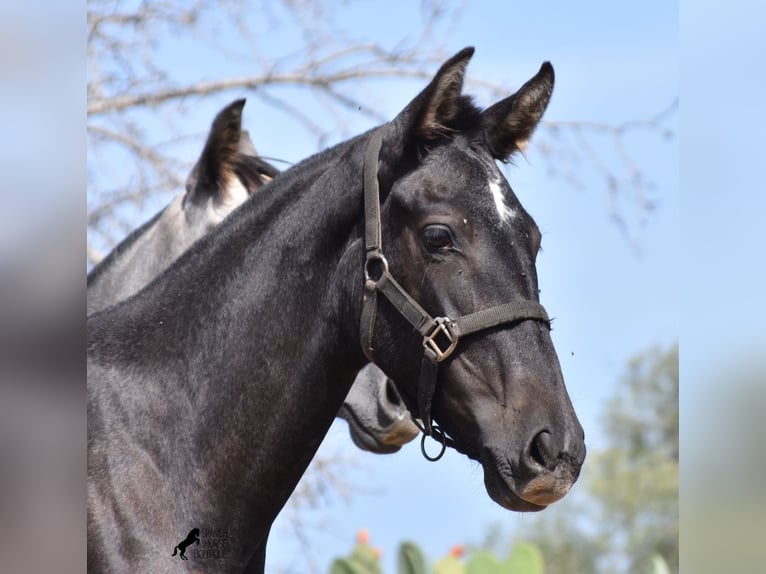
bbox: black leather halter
[360,128,552,461]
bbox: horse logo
[171,528,200,560]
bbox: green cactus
[329,534,547,574]
[434,553,467,574]
[649,554,670,574]
[463,543,545,574]
[397,541,427,574]
[466,549,503,574]
[329,535,382,574]
[330,557,360,574]
[503,542,544,574]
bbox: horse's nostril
[529,430,556,470]
[385,379,402,407]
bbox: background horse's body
[88,49,585,573]
[87,100,418,456]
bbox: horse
[86,99,278,314]
[86,99,418,455]
[87,48,586,573]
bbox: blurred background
[1,1,764,572]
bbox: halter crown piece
[359,128,552,462]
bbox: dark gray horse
[87,99,418,456]
[88,48,585,573]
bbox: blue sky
[87,1,683,571]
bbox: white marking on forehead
[488,176,515,223]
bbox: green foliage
[510,505,606,574]
[462,543,544,574]
[330,539,546,574]
[465,550,500,574]
[650,554,670,574]
[590,344,678,573]
[398,541,427,574]
[330,559,359,574]
[504,542,544,574]
[434,553,466,574]
[606,345,678,461]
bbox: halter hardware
[419,422,448,461]
[364,251,389,283]
[423,317,458,362]
[360,127,551,461]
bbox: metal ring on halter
[364,252,389,282]
[420,424,447,462]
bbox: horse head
[361,48,585,511]
[180,98,278,233]
[338,364,419,454]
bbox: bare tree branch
[538,98,677,253]
[88,68,433,115]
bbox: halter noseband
[360,127,552,461]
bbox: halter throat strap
[359,127,551,457]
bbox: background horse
[87,100,277,314]
[86,99,418,455]
[88,48,585,573]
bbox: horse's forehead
[488,172,517,224]
[416,144,519,224]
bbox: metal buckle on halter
[423,317,459,362]
[364,251,389,283]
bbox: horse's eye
[422,224,455,252]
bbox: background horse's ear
[238,130,258,157]
[185,98,246,199]
[481,62,554,161]
[236,130,279,189]
[388,47,474,144]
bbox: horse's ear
[236,129,280,188]
[481,62,554,161]
[185,98,246,198]
[388,47,474,144]
[238,130,258,157]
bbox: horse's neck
[88,141,368,553]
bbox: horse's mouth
[481,457,548,512]
[480,446,577,512]
[338,404,407,454]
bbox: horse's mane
[233,154,280,191]
[448,95,483,132]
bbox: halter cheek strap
[360,128,551,460]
